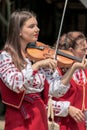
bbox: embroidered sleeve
[49,80,70,98]
[41,69,70,98]
[52,100,70,117]
[0,51,35,93]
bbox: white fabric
[52,100,70,117]
[0,51,70,97]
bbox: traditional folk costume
[0,51,70,130]
[52,67,87,130]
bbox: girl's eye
[28,24,38,28]
[28,24,35,28]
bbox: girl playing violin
[0,10,87,130]
[52,31,87,130]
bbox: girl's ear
[68,47,73,53]
[69,47,76,56]
[19,33,22,36]
[19,29,22,36]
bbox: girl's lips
[34,34,39,38]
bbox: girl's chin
[31,39,38,42]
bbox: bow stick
[54,0,68,60]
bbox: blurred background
[0,0,87,118]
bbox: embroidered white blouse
[52,69,86,117]
[0,51,70,98]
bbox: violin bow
[54,0,68,60]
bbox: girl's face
[20,17,40,44]
[72,39,87,59]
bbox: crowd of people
[0,9,87,130]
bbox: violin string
[54,0,68,60]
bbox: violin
[26,41,82,68]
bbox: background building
[0,0,87,48]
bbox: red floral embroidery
[15,77,19,80]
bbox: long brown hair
[3,10,36,70]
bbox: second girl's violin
[26,41,82,68]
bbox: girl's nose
[35,26,40,32]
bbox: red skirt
[4,93,48,130]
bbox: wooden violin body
[26,41,81,68]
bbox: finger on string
[82,55,85,62]
[81,55,87,65]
